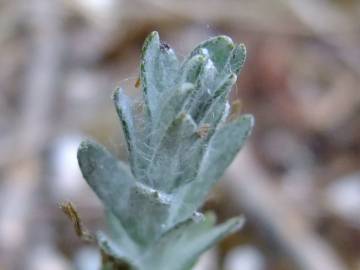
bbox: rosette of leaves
[75,31,254,270]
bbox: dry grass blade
[59,202,95,243]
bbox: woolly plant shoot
[63,31,254,270]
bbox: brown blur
[0,0,359,269]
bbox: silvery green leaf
[77,140,135,223]
[113,88,148,178]
[146,113,198,192]
[199,114,254,187]
[78,140,173,246]
[179,54,207,85]
[96,231,138,268]
[105,211,141,258]
[140,214,245,270]
[194,72,237,125]
[171,114,254,223]
[185,58,217,122]
[124,183,172,245]
[150,82,195,149]
[140,31,179,120]
[189,36,235,73]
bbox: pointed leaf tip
[112,87,121,102]
[143,31,160,48]
[228,215,246,233]
[239,113,255,131]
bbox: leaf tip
[149,30,159,39]
[238,43,246,54]
[78,139,91,154]
[231,215,246,233]
[112,87,121,102]
[242,114,255,130]
[216,35,234,46]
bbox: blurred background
[1,0,360,269]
